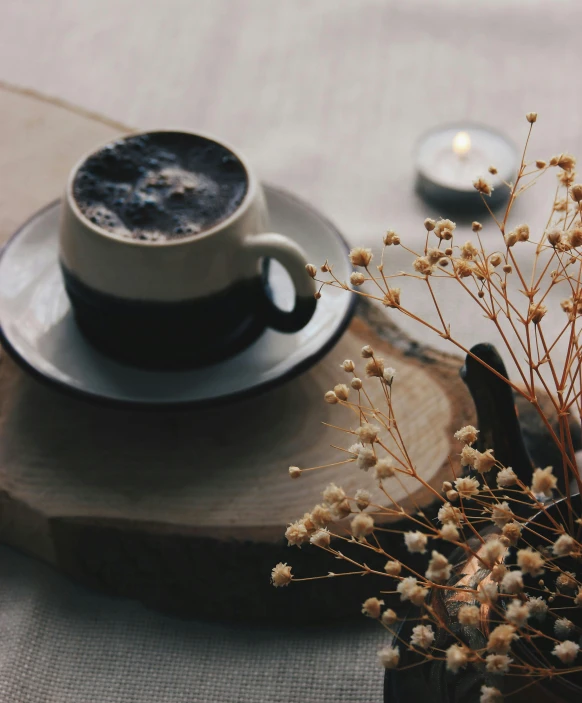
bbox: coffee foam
[73,133,248,241]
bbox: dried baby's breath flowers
[273,114,582,694]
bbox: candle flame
[452,131,471,157]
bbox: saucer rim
[0,186,357,409]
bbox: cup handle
[242,233,317,332]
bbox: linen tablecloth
[1,0,582,700]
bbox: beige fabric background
[1,0,582,701]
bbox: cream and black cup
[59,131,316,368]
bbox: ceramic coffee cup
[59,131,317,368]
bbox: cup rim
[65,129,257,248]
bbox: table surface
[1,1,582,700]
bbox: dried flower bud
[383,287,401,308]
[440,523,459,541]
[397,577,428,606]
[553,534,576,557]
[446,489,459,501]
[473,177,494,196]
[480,686,502,703]
[427,247,443,264]
[502,521,522,547]
[310,528,331,547]
[446,644,469,673]
[271,562,293,587]
[497,467,517,487]
[501,570,524,594]
[355,489,371,510]
[515,224,530,241]
[546,228,562,246]
[438,258,448,267]
[517,548,545,577]
[356,422,379,444]
[474,448,496,473]
[529,302,547,324]
[502,264,512,274]
[310,503,332,528]
[568,227,582,247]
[554,617,574,638]
[324,390,338,404]
[554,153,576,172]
[320,263,330,272]
[504,231,517,247]
[305,264,317,278]
[571,184,582,202]
[365,357,385,378]
[487,624,516,653]
[490,564,507,583]
[341,359,355,372]
[423,218,436,231]
[349,247,373,267]
[434,219,456,240]
[351,512,374,538]
[472,221,483,232]
[552,640,580,664]
[413,256,433,276]
[333,384,349,401]
[378,645,400,669]
[531,466,557,497]
[383,366,396,385]
[323,483,345,505]
[285,520,309,547]
[453,258,473,278]
[461,241,478,260]
[361,345,374,358]
[314,291,322,300]
[384,560,401,576]
[384,229,400,245]
[458,605,480,627]
[454,476,480,499]
[489,253,502,267]
[480,538,506,569]
[442,481,453,492]
[445,247,453,255]
[362,596,384,619]
[460,445,478,468]
[381,608,397,625]
[404,531,428,554]
[488,165,498,175]
[485,654,512,674]
[454,425,479,445]
[289,466,302,479]
[535,159,546,169]
[350,271,366,286]
[526,112,538,123]
[351,377,362,390]
[491,501,513,528]
[556,572,577,590]
[410,624,435,649]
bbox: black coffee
[73,132,248,241]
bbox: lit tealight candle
[415,123,518,212]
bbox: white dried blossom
[438,502,463,525]
[480,539,505,569]
[525,597,548,621]
[446,489,459,502]
[460,241,479,260]
[556,571,577,590]
[496,467,517,488]
[460,445,478,468]
[349,443,377,471]
[349,247,373,267]
[356,422,380,444]
[351,377,362,390]
[351,513,374,539]
[442,481,453,492]
[474,177,494,196]
[489,564,506,583]
[529,302,547,324]
[475,449,496,473]
[505,600,530,627]
[285,520,309,547]
[554,618,574,639]
[515,223,530,241]
[310,504,332,528]
[454,476,480,499]
[487,624,516,653]
[382,288,401,308]
[410,624,435,649]
[361,345,374,358]
[288,466,301,479]
[323,483,345,505]
[375,459,395,480]
[331,498,351,520]
[454,425,479,445]
[381,608,397,626]
[350,272,365,286]
[425,551,451,584]
[477,582,498,604]
[324,390,338,404]
[404,531,428,554]
[480,685,502,703]
[553,640,579,664]
[501,570,524,594]
[341,359,355,373]
[384,229,400,245]
[378,645,400,669]
[434,219,456,240]
[397,577,428,605]
[427,247,444,264]
[365,357,385,378]
[413,256,433,276]
[516,548,545,577]
[355,489,371,511]
[271,562,293,587]
[446,644,468,673]
[440,523,460,542]
[491,501,514,528]
[502,521,522,547]
[384,560,402,576]
[383,367,396,384]
[458,605,480,627]
[362,597,384,619]
[531,466,557,498]
[485,654,512,674]
[553,534,576,557]
[310,528,331,548]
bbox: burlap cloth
[1,0,582,700]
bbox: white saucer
[0,185,355,407]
